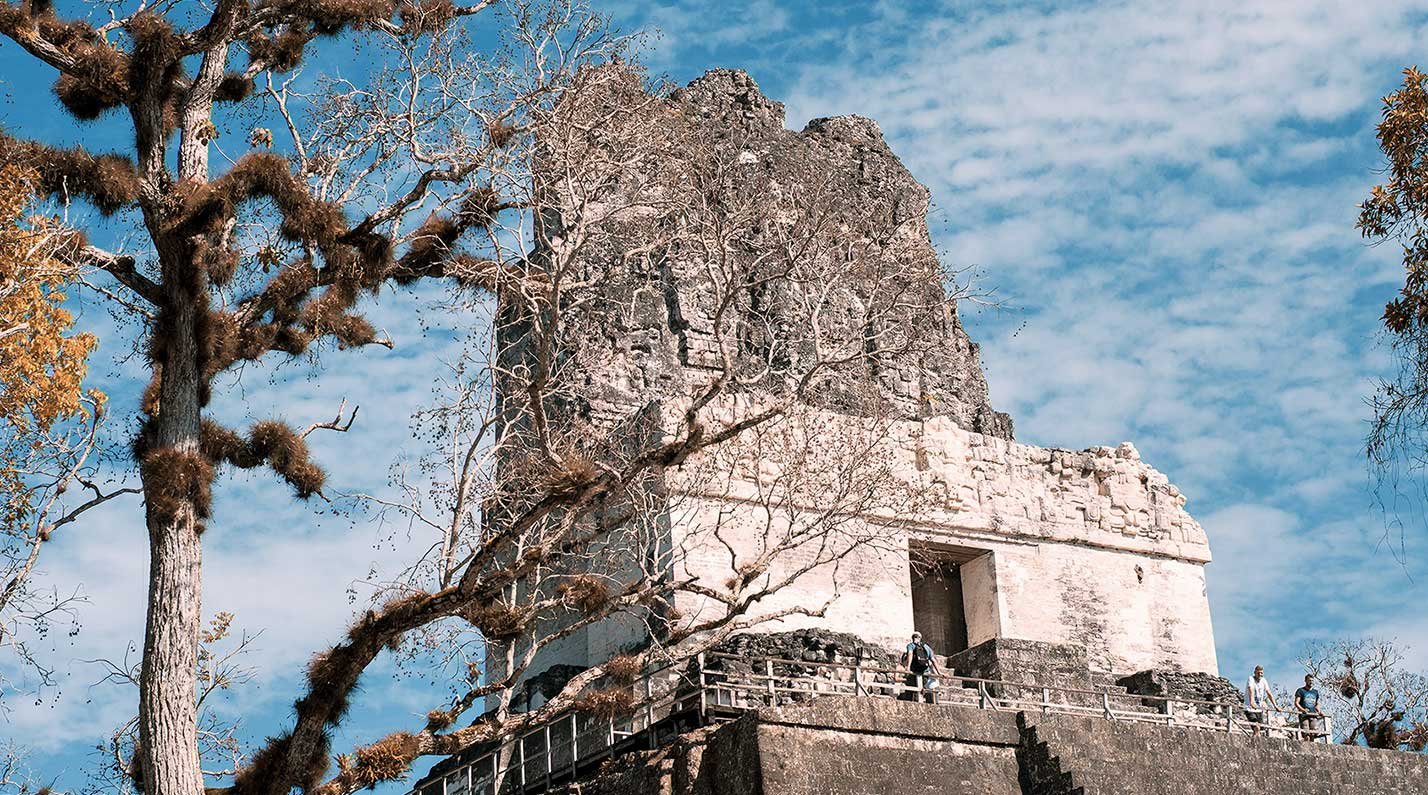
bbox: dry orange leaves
[0,164,100,440]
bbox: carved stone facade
[666,412,1217,676]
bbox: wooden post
[978,681,990,710]
[543,724,552,790]
[570,713,580,775]
[517,736,526,791]
[766,659,776,705]
[697,652,708,720]
[645,674,656,750]
[1041,687,1050,713]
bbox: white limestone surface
[665,411,1218,675]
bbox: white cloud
[1202,501,1428,677]
[757,0,1428,676]
[755,1,1414,494]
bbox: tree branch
[71,244,159,305]
[301,400,359,439]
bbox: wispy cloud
[757,0,1428,677]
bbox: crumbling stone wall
[537,68,1012,437]
[948,638,1100,693]
[704,628,899,671]
[1117,668,1243,708]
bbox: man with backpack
[901,631,942,704]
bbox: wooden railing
[410,652,1331,795]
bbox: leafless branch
[301,400,360,439]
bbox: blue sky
[3,0,1428,790]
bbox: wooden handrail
[412,652,1331,795]
[700,651,1311,716]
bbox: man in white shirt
[1245,665,1280,736]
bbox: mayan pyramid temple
[414,71,1428,795]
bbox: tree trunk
[137,508,205,795]
[136,291,206,795]
[129,14,232,792]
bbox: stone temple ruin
[414,71,1428,794]
[517,66,1216,694]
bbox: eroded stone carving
[541,68,1012,437]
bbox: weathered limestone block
[1117,668,1242,708]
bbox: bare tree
[0,739,57,795]
[1301,637,1428,750]
[0,163,137,709]
[0,1,975,793]
[295,61,962,792]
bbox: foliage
[0,168,95,424]
[1301,637,1428,751]
[1358,67,1428,542]
[0,163,114,707]
[0,163,99,502]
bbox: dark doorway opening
[910,557,969,656]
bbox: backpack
[910,642,931,666]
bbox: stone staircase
[1016,716,1083,795]
[1015,709,1398,794]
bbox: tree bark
[136,287,206,795]
[137,506,205,795]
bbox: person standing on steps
[1295,673,1324,742]
[901,631,942,704]
[1245,665,1280,736]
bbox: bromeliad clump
[572,688,635,720]
[558,574,611,615]
[140,447,214,529]
[201,419,326,498]
[346,732,422,788]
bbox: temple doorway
[909,544,989,657]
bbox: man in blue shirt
[901,632,942,704]
[1295,674,1324,741]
